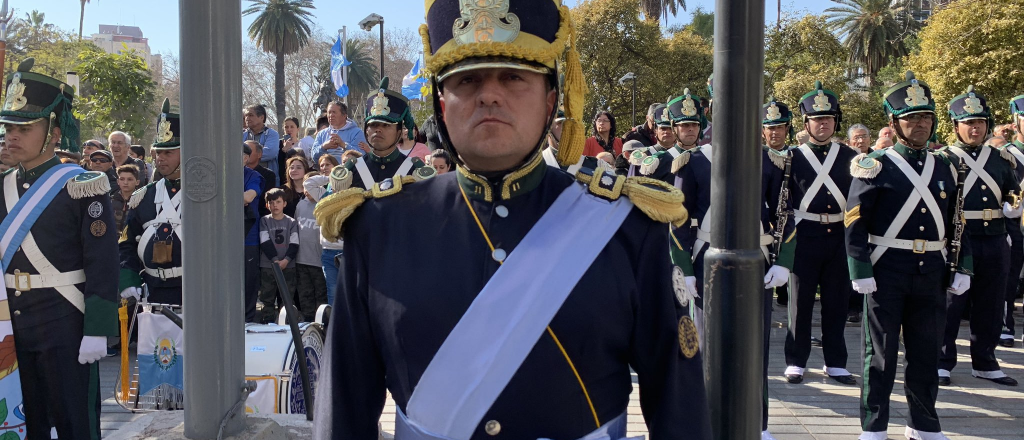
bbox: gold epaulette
[315,168,437,241]
[671,150,691,174]
[575,170,688,227]
[850,152,883,179]
[127,185,149,209]
[66,171,110,200]
[999,146,1017,169]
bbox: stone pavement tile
[940,418,1023,436]
[772,434,816,440]
[768,416,800,425]
[789,407,860,417]
[766,423,809,434]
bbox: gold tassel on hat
[556,5,586,168]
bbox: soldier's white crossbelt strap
[949,146,1001,204]
[963,210,1004,220]
[353,157,375,189]
[869,150,946,265]
[794,143,847,224]
[1007,147,1024,187]
[867,235,945,252]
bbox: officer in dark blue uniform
[0,58,118,440]
[328,78,426,192]
[783,83,858,385]
[1000,94,1024,348]
[635,89,705,185]
[626,103,674,177]
[542,109,610,175]
[672,84,795,440]
[937,86,1021,386]
[312,1,710,438]
[845,72,973,440]
[118,99,183,305]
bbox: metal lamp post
[360,13,385,82]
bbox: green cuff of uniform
[848,257,874,280]
[670,244,694,276]
[119,269,142,292]
[957,255,974,276]
[83,296,119,337]
[774,235,797,270]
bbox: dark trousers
[694,249,772,431]
[259,266,296,323]
[785,233,851,369]
[1003,225,1023,337]
[295,263,327,322]
[146,283,182,306]
[14,314,101,440]
[861,269,944,433]
[939,234,1008,372]
[245,245,260,323]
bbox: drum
[244,322,324,414]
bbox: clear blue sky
[32,0,829,57]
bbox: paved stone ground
[98,298,1024,439]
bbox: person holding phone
[309,101,366,165]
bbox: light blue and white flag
[137,311,184,395]
[331,36,352,98]
[401,58,428,101]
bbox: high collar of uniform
[953,141,983,151]
[1014,140,1024,150]
[804,141,832,152]
[456,151,547,202]
[163,177,182,191]
[894,142,929,160]
[18,155,61,183]
[365,147,404,165]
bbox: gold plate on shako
[678,316,699,359]
[856,157,878,169]
[90,220,107,237]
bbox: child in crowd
[294,173,329,321]
[258,188,299,323]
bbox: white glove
[763,265,790,289]
[1010,235,1014,247]
[685,276,699,299]
[852,277,877,294]
[1003,201,1023,219]
[949,273,971,295]
[78,336,107,364]
[120,286,142,301]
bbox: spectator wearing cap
[89,149,117,189]
[617,139,645,175]
[622,103,660,147]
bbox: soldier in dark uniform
[118,99,183,305]
[937,86,1021,386]
[783,84,858,385]
[634,89,705,185]
[1000,94,1024,347]
[312,0,710,438]
[672,87,795,440]
[0,58,118,439]
[328,78,426,192]
[845,72,973,440]
[541,109,609,175]
[698,74,713,146]
[626,103,673,177]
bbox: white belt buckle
[819,213,830,224]
[983,209,994,221]
[13,269,31,291]
[157,268,170,280]
[913,239,927,254]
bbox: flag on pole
[401,58,429,100]
[331,36,352,99]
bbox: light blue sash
[0,164,85,271]
[403,182,636,440]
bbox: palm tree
[243,0,316,130]
[639,0,687,23]
[78,0,89,40]
[824,0,920,88]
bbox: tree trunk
[79,1,86,40]
[275,52,286,132]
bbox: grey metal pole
[631,77,636,128]
[180,0,245,437]
[704,0,767,438]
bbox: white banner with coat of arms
[137,312,184,395]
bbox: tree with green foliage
[639,0,687,23]
[684,7,713,42]
[764,15,851,132]
[824,0,919,88]
[574,0,711,130]
[907,0,1024,143]
[74,49,157,140]
[243,0,316,130]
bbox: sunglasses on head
[83,142,101,149]
[90,157,111,163]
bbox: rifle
[770,152,793,264]
[945,158,969,292]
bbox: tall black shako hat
[763,97,795,143]
[421,0,585,168]
[1010,94,1024,118]
[882,71,937,140]
[667,88,707,139]
[798,81,842,127]
[0,58,79,152]
[947,85,993,133]
[652,104,671,128]
[152,98,180,150]
[364,77,415,140]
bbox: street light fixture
[359,13,385,82]
[619,72,637,127]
